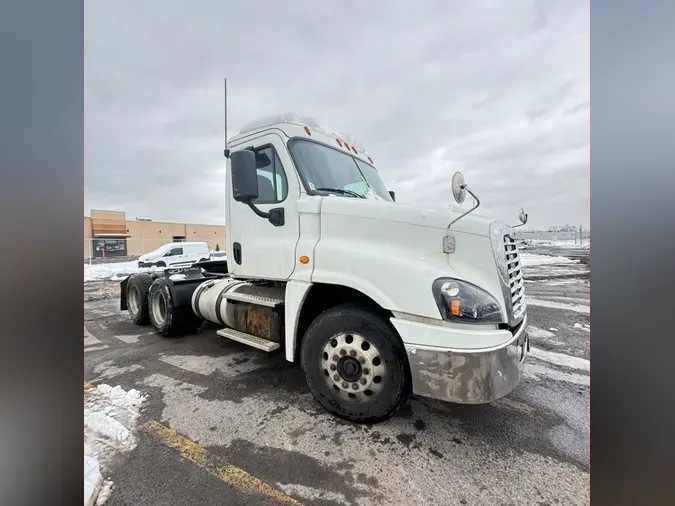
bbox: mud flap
[120,277,129,311]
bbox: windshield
[289,139,392,201]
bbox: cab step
[223,291,284,308]
[216,328,280,352]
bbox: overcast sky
[85,0,589,229]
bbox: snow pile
[520,253,580,267]
[84,260,160,282]
[85,455,103,506]
[85,383,148,505]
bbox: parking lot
[84,247,590,506]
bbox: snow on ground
[520,253,580,267]
[519,239,590,249]
[84,260,159,282]
[85,254,227,282]
[85,382,147,505]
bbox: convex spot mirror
[451,171,467,204]
[518,207,528,225]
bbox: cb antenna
[224,78,230,158]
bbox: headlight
[432,278,505,324]
[489,222,510,285]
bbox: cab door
[226,132,301,280]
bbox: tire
[148,278,202,337]
[126,273,154,325]
[155,261,166,268]
[301,304,411,423]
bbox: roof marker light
[304,126,312,135]
[351,145,358,154]
[336,139,343,147]
[368,156,374,164]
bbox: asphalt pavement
[84,248,590,506]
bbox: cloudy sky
[85,0,589,229]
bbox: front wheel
[300,304,411,423]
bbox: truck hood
[320,198,495,237]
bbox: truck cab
[222,116,528,420]
[122,114,529,423]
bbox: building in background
[84,210,226,259]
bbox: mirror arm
[511,213,528,228]
[245,201,285,227]
[445,185,480,234]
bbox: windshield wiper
[315,188,365,199]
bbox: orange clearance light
[304,126,312,135]
[299,256,310,264]
[344,143,351,151]
[351,145,358,154]
[450,299,461,316]
[336,139,343,147]
[368,156,374,164]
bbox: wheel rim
[128,285,141,315]
[151,291,167,325]
[321,333,386,401]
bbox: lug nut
[340,349,346,356]
[363,368,370,375]
[330,364,336,371]
[333,374,340,381]
[359,357,366,364]
[332,354,339,361]
[342,382,348,389]
[352,383,359,390]
[360,378,367,385]
[350,350,356,357]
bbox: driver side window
[253,146,288,204]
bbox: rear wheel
[301,304,411,423]
[126,273,154,325]
[148,278,202,337]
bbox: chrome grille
[504,234,526,321]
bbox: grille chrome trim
[503,233,526,324]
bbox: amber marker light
[299,256,310,264]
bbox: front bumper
[138,261,154,268]
[392,315,529,404]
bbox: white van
[138,242,210,268]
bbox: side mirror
[230,150,259,202]
[388,190,396,201]
[512,207,528,228]
[451,172,467,204]
[518,207,528,225]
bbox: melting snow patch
[520,253,579,267]
[529,347,590,372]
[526,298,590,314]
[550,328,558,332]
[528,326,556,339]
[574,323,591,332]
[96,479,114,505]
[85,383,147,505]
[524,363,590,386]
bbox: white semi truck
[120,99,529,423]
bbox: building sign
[93,239,128,258]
